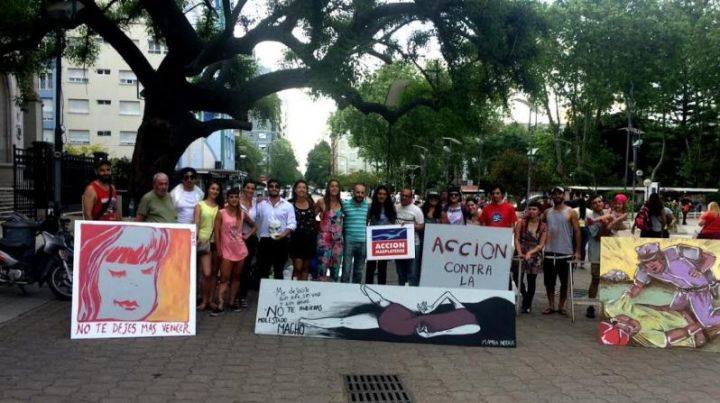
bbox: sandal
[557,308,568,316]
[542,308,555,315]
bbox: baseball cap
[550,186,565,194]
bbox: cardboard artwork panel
[599,237,720,350]
[255,279,516,347]
[71,221,196,339]
[366,224,415,261]
[419,224,514,290]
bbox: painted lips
[113,299,139,310]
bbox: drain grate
[343,374,413,403]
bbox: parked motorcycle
[0,213,73,300]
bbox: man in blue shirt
[342,183,369,283]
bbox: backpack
[634,206,652,231]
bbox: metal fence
[13,142,98,218]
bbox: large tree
[304,140,331,187]
[268,138,301,185]
[0,0,544,198]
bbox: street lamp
[631,138,644,210]
[441,137,460,185]
[46,0,84,218]
[525,148,539,213]
[412,145,428,195]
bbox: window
[148,40,166,54]
[97,130,111,137]
[258,133,267,139]
[67,68,88,83]
[39,71,53,90]
[120,131,136,145]
[96,100,111,105]
[119,70,137,85]
[68,130,90,144]
[96,69,110,75]
[67,99,89,114]
[43,130,54,143]
[119,101,141,115]
[42,99,54,121]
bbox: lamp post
[412,145,428,195]
[46,0,84,218]
[405,165,421,192]
[631,138,643,211]
[526,148,539,213]
[441,137,461,185]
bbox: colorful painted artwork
[255,279,516,347]
[366,224,415,260]
[599,237,720,350]
[71,221,196,339]
[419,224,514,290]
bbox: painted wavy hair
[78,225,170,321]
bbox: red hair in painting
[78,224,170,321]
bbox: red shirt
[700,212,720,238]
[90,181,119,221]
[479,202,517,228]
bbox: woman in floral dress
[314,179,344,281]
[513,201,547,314]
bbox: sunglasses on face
[450,193,460,197]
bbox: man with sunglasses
[170,167,204,224]
[255,179,297,280]
[478,184,517,228]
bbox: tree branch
[200,118,251,135]
[78,0,155,85]
[139,0,202,59]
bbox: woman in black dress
[289,180,317,280]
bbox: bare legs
[198,252,216,310]
[300,314,379,329]
[217,259,244,310]
[292,258,310,281]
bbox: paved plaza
[1,224,719,402]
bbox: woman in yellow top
[194,180,221,311]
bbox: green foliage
[268,138,302,185]
[65,144,108,157]
[335,171,382,191]
[305,141,332,187]
[235,136,264,179]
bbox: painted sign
[419,224,514,290]
[366,224,415,261]
[255,279,516,347]
[71,221,196,339]
[599,237,720,350]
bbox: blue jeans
[396,244,421,286]
[342,241,366,283]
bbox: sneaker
[586,306,596,319]
[240,298,249,309]
[230,303,241,312]
[210,306,224,317]
[522,308,531,314]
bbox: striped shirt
[342,198,369,243]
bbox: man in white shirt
[395,188,425,286]
[255,179,297,279]
[169,167,204,224]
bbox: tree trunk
[129,101,201,203]
[650,135,665,182]
[542,90,565,179]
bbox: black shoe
[210,306,224,317]
[522,308,531,314]
[230,303,241,312]
[240,298,249,309]
[586,306,596,319]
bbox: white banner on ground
[255,279,516,347]
[365,224,415,261]
[419,224,514,290]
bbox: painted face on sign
[642,258,665,275]
[98,260,159,321]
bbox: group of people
[83,158,720,319]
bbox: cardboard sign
[419,224,514,290]
[71,221,196,339]
[599,237,720,351]
[366,224,415,261]
[255,279,516,347]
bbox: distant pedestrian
[632,194,668,238]
[441,186,467,225]
[478,184,516,228]
[170,167,204,224]
[255,179,296,280]
[609,194,628,235]
[681,195,692,225]
[315,179,344,281]
[365,185,396,285]
[82,159,119,221]
[395,188,424,286]
[513,201,546,313]
[585,194,613,318]
[542,186,581,316]
[289,180,317,281]
[136,172,177,223]
[698,202,720,239]
[341,183,370,283]
[212,188,254,316]
[421,192,441,224]
[195,180,220,312]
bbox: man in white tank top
[542,187,581,316]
